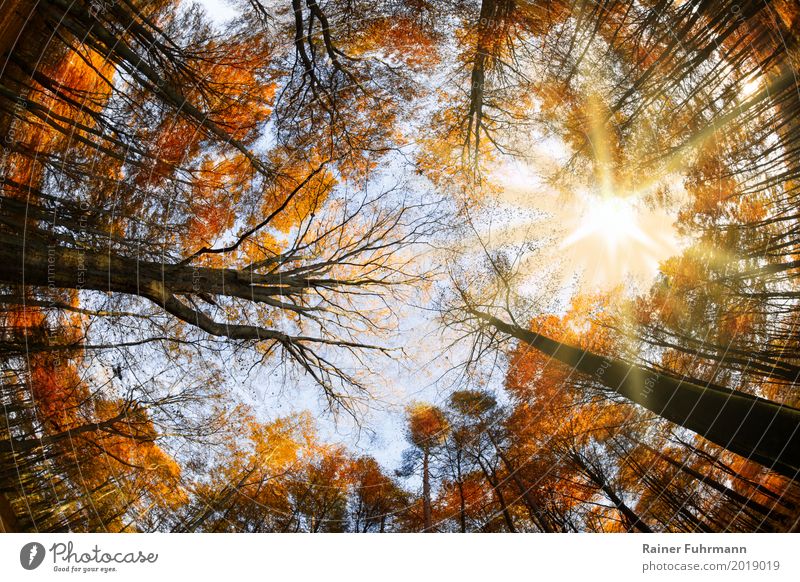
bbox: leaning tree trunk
[470,310,800,479]
[0,234,309,343]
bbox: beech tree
[450,285,800,478]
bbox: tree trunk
[422,447,432,532]
[470,309,800,478]
[457,479,467,533]
[0,493,19,532]
[0,235,252,299]
[487,432,555,532]
[496,450,555,532]
[635,439,790,521]
[0,235,301,343]
[571,453,652,533]
[476,456,517,532]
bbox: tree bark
[422,447,432,532]
[476,457,517,532]
[469,309,800,479]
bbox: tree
[453,291,800,478]
[349,456,408,533]
[0,0,441,411]
[442,389,521,532]
[3,0,800,534]
[401,403,449,532]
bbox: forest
[1,0,799,533]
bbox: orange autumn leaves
[27,352,187,520]
[504,296,632,447]
[406,402,449,450]
[3,9,335,265]
[187,34,276,143]
[1,295,187,527]
[184,155,251,247]
[347,15,440,70]
[3,48,114,194]
[501,296,648,530]
[187,410,405,532]
[137,32,275,186]
[181,152,337,264]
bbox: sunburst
[561,193,653,254]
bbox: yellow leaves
[138,449,187,509]
[406,403,449,449]
[731,192,768,224]
[509,292,620,366]
[240,231,281,266]
[449,389,496,418]
[584,504,626,533]
[16,312,188,515]
[774,0,800,28]
[416,105,498,192]
[99,433,186,510]
[198,408,394,531]
[536,80,576,121]
[351,456,402,509]
[682,149,741,222]
[685,178,733,220]
[213,410,320,499]
[265,151,337,233]
[650,250,714,327]
[137,117,205,188]
[650,244,761,346]
[716,311,756,346]
[662,251,708,289]
[247,412,308,471]
[74,397,186,507]
[454,7,515,63]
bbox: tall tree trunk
[0,235,254,299]
[476,457,517,532]
[0,235,308,344]
[0,493,19,532]
[632,439,790,521]
[456,479,467,533]
[453,449,467,532]
[422,447,432,532]
[570,453,652,533]
[487,432,555,532]
[469,309,800,478]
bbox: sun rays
[478,131,687,297]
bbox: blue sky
[165,0,688,477]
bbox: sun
[561,194,651,253]
[741,76,761,99]
[553,188,684,291]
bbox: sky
[166,0,691,474]
[191,0,239,24]
[170,0,494,472]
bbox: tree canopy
[1,0,799,532]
